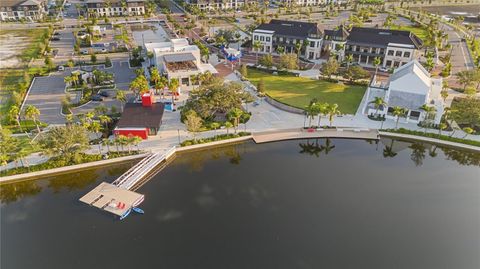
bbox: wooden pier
[79,147,177,217]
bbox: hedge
[382,128,480,147]
[180,132,251,147]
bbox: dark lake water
[1,139,479,269]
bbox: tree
[67,59,75,68]
[116,90,127,112]
[89,121,103,142]
[315,102,328,127]
[90,53,97,64]
[327,103,341,127]
[98,115,112,132]
[8,105,21,131]
[253,40,262,63]
[210,122,221,137]
[0,128,19,167]
[168,78,180,105]
[39,125,89,164]
[456,70,475,91]
[304,101,319,127]
[345,54,353,68]
[321,58,339,79]
[150,67,161,86]
[240,64,248,78]
[441,89,449,102]
[227,108,244,133]
[105,56,112,67]
[279,53,298,70]
[24,105,41,133]
[369,97,386,116]
[392,106,406,129]
[373,56,381,76]
[419,104,436,133]
[344,65,370,82]
[129,74,149,98]
[44,56,54,70]
[257,78,265,93]
[224,121,233,134]
[94,104,108,116]
[259,53,274,69]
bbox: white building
[0,0,47,21]
[279,0,346,6]
[85,0,145,17]
[145,39,217,86]
[365,60,444,124]
[252,19,323,61]
[186,0,255,10]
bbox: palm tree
[225,121,233,134]
[315,103,328,127]
[369,97,386,117]
[419,104,436,133]
[8,105,21,132]
[252,41,262,63]
[24,105,41,134]
[327,103,341,127]
[102,138,111,153]
[438,122,447,136]
[227,108,244,133]
[116,90,126,112]
[304,101,318,127]
[65,114,74,125]
[150,67,161,86]
[168,78,180,105]
[211,122,220,137]
[98,115,111,133]
[392,106,406,129]
[129,136,142,152]
[89,121,103,152]
[276,46,285,54]
[345,54,353,69]
[64,76,73,87]
[373,56,381,76]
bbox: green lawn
[246,68,367,114]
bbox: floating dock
[79,147,176,218]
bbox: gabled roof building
[365,60,444,124]
[252,19,323,61]
[0,0,47,21]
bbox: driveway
[22,74,66,125]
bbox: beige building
[0,0,47,21]
[85,0,145,17]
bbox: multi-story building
[0,0,47,21]
[252,19,323,61]
[278,0,346,7]
[343,27,423,68]
[145,38,217,86]
[85,0,145,17]
[323,25,349,60]
[186,0,255,10]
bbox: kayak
[132,207,144,214]
[119,208,131,220]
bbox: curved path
[252,128,378,143]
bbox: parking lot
[22,74,66,125]
[51,29,75,57]
[21,61,136,124]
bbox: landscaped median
[381,128,480,148]
[245,68,367,115]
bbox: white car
[379,67,390,73]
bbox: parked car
[91,95,104,101]
[58,65,65,71]
[51,37,60,41]
[379,67,390,73]
[53,32,61,36]
[99,90,111,97]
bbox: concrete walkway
[253,128,378,143]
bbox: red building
[113,93,165,140]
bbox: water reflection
[47,169,98,193]
[179,144,247,171]
[0,181,41,204]
[299,138,335,157]
[380,138,480,167]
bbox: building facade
[252,19,323,61]
[85,0,145,17]
[278,0,346,6]
[186,0,256,10]
[343,27,423,68]
[0,0,47,21]
[365,60,443,124]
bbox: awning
[163,53,196,63]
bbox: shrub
[382,128,480,147]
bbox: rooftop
[116,102,165,129]
[255,19,322,38]
[324,25,350,41]
[163,53,196,63]
[347,27,423,48]
[1,0,41,7]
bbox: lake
[1,138,479,269]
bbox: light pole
[177,129,181,144]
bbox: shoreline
[1,130,479,184]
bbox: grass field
[247,68,367,114]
